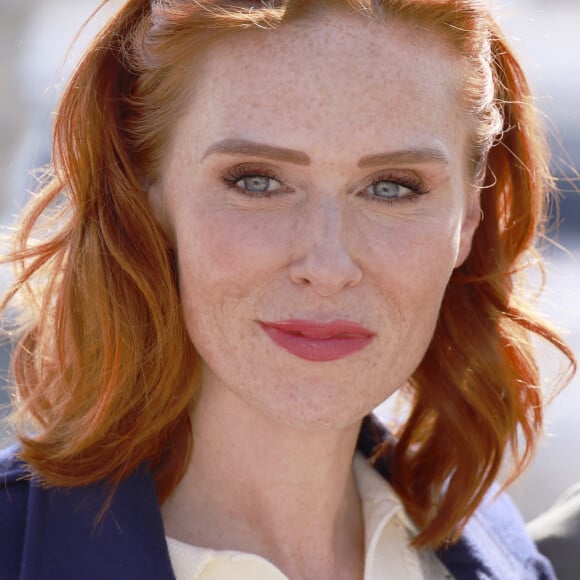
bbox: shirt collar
[166,452,426,579]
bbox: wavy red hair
[1,0,576,549]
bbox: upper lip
[259,319,375,339]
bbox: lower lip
[261,325,374,362]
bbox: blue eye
[369,180,414,199]
[236,175,282,194]
[222,164,288,197]
[362,174,430,203]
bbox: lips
[260,320,375,362]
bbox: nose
[288,198,362,296]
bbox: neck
[161,381,365,580]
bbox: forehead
[176,8,465,163]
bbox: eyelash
[221,164,431,203]
[222,164,291,198]
[362,173,431,204]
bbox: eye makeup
[220,162,433,204]
[221,163,292,198]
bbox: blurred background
[1,0,579,522]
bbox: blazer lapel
[19,465,175,580]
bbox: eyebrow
[202,138,449,167]
[358,148,449,168]
[202,139,311,165]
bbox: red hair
[1,0,576,549]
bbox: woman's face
[152,9,480,430]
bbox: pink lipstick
[260,320,375,362]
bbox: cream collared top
[166,453,452,579]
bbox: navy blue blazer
[0,416,556,579]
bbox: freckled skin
[153,10,481,432]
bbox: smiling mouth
[259,319,375,362]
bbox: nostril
[288,242,363,295]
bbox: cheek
[364,213,462,283]
[171,207,294,357]
[363,216,462,336]
[174,208,288,293]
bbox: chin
[260,393,377,433]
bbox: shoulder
[527,482,580,580]
[358,414,555,579]
[0,442,29,498]
[0,444,30,578]
[440,484,557,580]
[0,445,175,579]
